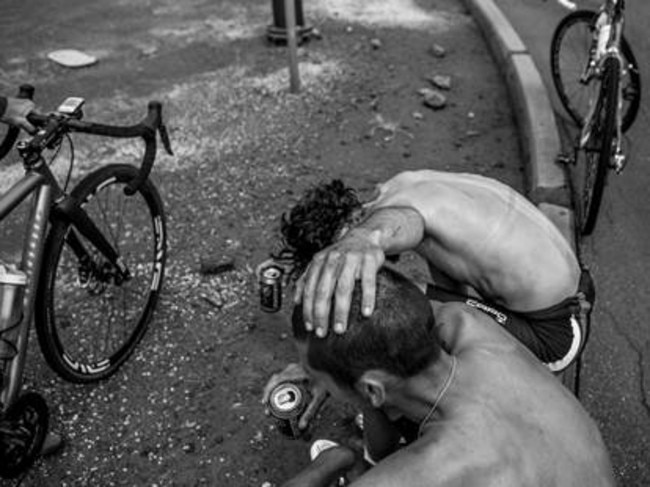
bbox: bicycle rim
[577,56,619,235]
[35,164,166,383]
[550,10,640,132]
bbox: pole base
[266,24,314,45]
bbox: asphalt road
[494,0,650,485]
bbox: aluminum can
[268,381,310,439]
[259,264,283,313]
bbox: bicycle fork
[53,194,131,289]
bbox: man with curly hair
[280,170,592,373]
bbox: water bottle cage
[0,315,22,360]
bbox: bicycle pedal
[556,153,575,166]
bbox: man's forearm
[348,206,425,255]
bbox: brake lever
[158,123,173,156]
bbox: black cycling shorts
[426,270,594,372]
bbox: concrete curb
[462,0,577,250]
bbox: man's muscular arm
[295,206,425,336]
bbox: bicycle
[550,0,641,235]
[0,84,172,479]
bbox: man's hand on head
[294,230,385,337]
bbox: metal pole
[284,0,300,93]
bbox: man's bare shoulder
[349,436,451,487]
[432,301,519,354]
[350,431,499,487]
[369,171,455,223]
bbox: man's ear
[356,370,389,408]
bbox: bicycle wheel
[550,9,641,132]
[575,56,619,236]
[35,164,167,383]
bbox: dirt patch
[1,0,522,485]
[310,0,470,30]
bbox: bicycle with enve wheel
[0,84,172,479]
[550,0,641,235]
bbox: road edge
[461,0,576,249]
[461,0,580,391]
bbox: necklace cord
[417,355,457,437]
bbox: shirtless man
[281,267,614,487]
[282,170,593,372]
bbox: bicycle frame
[0,156,126,411]
[0,172,50,412]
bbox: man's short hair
[280,179,361,275]
[292,267,440,389]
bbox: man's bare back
[368,170,580,311]
[350,302,615,487]
[291,169,584,337]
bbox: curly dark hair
[280,179,362,276]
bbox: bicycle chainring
[0,391,49,479]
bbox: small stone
[370,38,382,50]
[421,89,447,110]
[429,43,446,58]
[312,28,323,40]
[428,74,452,91]
[412,111,424,120]
[468,111,475,119]
[346,26,353,33]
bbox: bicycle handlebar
[1,84,173,194]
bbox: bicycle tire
[550,9,641,133]
[35,164,167,383]
[577,56,619,236]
